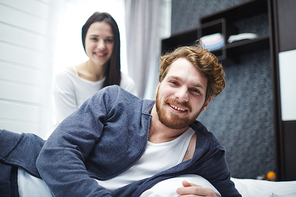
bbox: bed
[17,169,296,196]
[140,175,296,197]
[231,177,296,197]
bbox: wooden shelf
[210,36,270,61]
[199,0,269,61]
[161,28,198,55]
[227,36,270,53]
[161,0,270,61]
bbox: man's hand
[176,180,220,197]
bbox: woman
[53,12,137,129]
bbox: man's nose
[175,87,189,102]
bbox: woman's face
[85,21,114,66]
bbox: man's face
[155,58,211,129]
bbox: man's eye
[170,81,178,85]
[190,88,200,94]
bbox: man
[0,45,241,197]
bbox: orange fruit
[267,171,276,181]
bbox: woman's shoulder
[53,67,81,92]
[54,68,76,81]
[66,66,77,75]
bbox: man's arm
[36,87,116,197]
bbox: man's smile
[168,103,187,112]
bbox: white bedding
[141,174,221,197]
[140,175,296,197]
[18,168,296,197]
[231,177,296,197]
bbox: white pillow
[141,174,220,197]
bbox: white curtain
[125,0,161,98]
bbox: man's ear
[202,97,212,112]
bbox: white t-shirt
[51,68,137,133]
[96,127,195,192]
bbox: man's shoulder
[190,121,208,134]
[190,121,224,148]
[91,85,142,107]
[98,85,138,99]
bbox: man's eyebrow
[192,83,205,90]
[169,76,181,80]
[169,76,206,89]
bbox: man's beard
[155,90,203,129]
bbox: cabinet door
[276,0,296,181]
[277,0,296,52]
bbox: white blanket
[18,169,296,197]
[140,175,296,197]
[231,177,296,197]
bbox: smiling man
[0,44,241,197]
[154,57,210,130]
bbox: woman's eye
[105,39,114,43]
[90,37,98,41]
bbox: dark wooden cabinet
[272,0,296,181]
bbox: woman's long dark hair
[82,12,121,87]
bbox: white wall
[0,0,58,138]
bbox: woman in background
[52,12,137,129]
